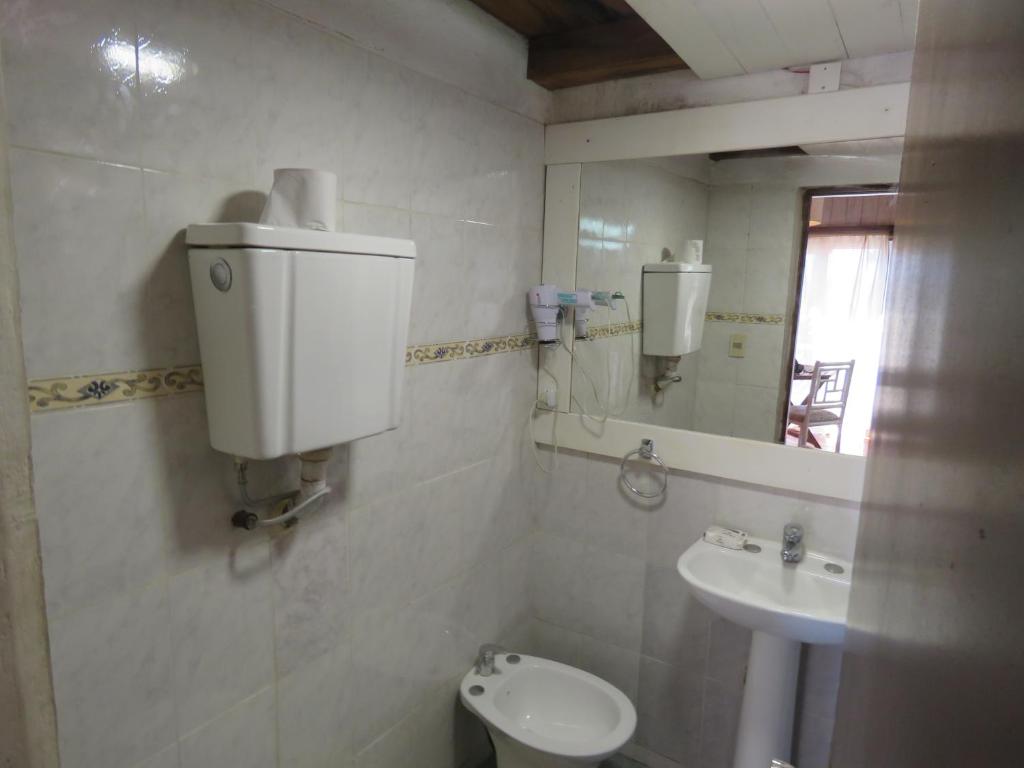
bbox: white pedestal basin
[677,537,851,768]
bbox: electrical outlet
[729,334,747,358]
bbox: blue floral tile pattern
[29,366,204,413]
[29,333,538,413]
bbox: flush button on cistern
[210,259,232,292]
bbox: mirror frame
[535,83,910,502]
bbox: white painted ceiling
[626,0,919,79]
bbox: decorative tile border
[585,320,642,339]
[27,316,782,414]
[28,365,204,413]
[705,312,786,325]
[29,333,537,413]
[582,312,785,340]
[404,332,535,366]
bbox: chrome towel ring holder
[620,438,669,499]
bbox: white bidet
[459,653,636,768]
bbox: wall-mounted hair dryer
[572,290,618,339]
[528,284,562,344]
[529,285,620,342]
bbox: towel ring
[619,439,668,499]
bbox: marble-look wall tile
[48,582,176,768]
[577,635,642,704]
[698,178,804,439]
[13,2,543,768]
[732,384,782,441]
[261,0,551,124]
[635,656,704,766]
[270,500,351,677]
[699,677,743,768]
[641,564,712,668]
[1,0,142,165]
[31,403,169,616]
[529,619,584,668]
[179,687,276,768]
[168,543,275,734]
[408,213,468,344]
[353,691,462,768]
[132,743,181,768]
[10,149,145,378]
[340,53,418,210]
[348,601,453,751]
[706,618,752,693]
[277,637,354,768]
[134,0,267,184]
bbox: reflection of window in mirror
[569,143,902,450]
[783,188,897,456]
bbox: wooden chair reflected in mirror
[787,360,855,451]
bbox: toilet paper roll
[259,168,337,231]
[682,239,704,264]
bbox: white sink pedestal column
[732,631,801,768]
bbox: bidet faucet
[475,644,505,677]
[781,523,805,563]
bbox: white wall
[549,51,914,124]
[530,448,856,768]
[3,1,543,767]
[573,159,710,430]
[696,182,801,441]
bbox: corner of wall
[0,40,60,768]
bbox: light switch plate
[729,333,747,358]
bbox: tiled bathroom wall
[573,159,710,430]
[695,182,801,442]
[3,1,543,767]
[529,449,857,768]
[694,153,901,442]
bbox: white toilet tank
[642,262,712,356]
[186,223,415,460]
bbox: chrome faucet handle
[783,523,804,544]
[770,761,796,768]
[476,643,506,676]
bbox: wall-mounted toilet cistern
[186,204,415,530]
[781,523,805,563]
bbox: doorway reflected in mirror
[566,141,901,451]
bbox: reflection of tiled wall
[575,160,710,430]
[530,449,855,768]
[697,183,802,441]
[5,2,543,766]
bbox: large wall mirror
[565,140,901,456]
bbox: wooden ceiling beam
[528,16,688,90]
[468,0,617,38]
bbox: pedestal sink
[677,536,851,768]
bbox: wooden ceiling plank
[757,0,849,64]
[589,0,637,17]
[826,0,913,58]
[691,0,795,73]
[528,16,688,89]
[466,0,614,38]
[626,0,747,79]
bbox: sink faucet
[781,523,805,563]
[475,644,505,677]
